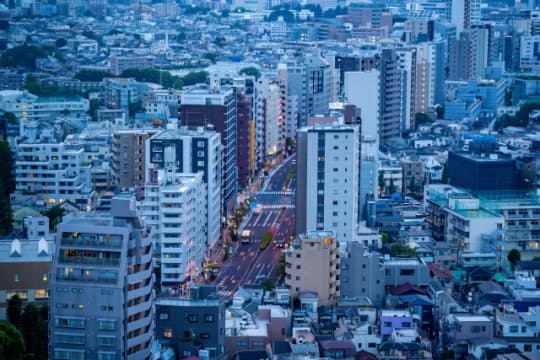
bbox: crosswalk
[218,290,234,297]
[260,204,295,209]
[259,191,295,196]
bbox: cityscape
[1,0,540,359]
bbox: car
[255,274,267,282]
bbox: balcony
[58,255,120,267]
[61,236,122,249]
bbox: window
[400,269,415,276]
[14,273,19,282]
[204,314,214,323]
[54,349,85,360]
[42,273,48,281]
[235,341,248,347]
[163,329,173,338]
[188,314,199,323]
[252,341,265,347]
[100,306,113,312]
[55,333,85,345]
[100,289,113,295]
[97,336,115,346]
[72,288,84,294]
[160,313,169,320]
[35,289,48,299]
[383,322,392,327]
[199,332,209,339]
[368,343,377,348]
[97,351,116,360]
[55,317,85,329]
[402,322,411,328]
[97,319,116,331]
[509,325,518,333]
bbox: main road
[215,155,296,298]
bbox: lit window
[163,329,173,338]
[42,273,48,281]
[14,273,19,282]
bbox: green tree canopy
[7,295,22,330]
[182,71,209,87]
[507,248,521,266]
[74,69,113,82]
[55,38,68,48]
[44,205,65,230]
[0,321,25,360]
[415,112,434,127]
[267,10,295,22]
[390,243,417,258]
[239,66,261,79]
[1,45,49,70]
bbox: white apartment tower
[144,127,222,256]
[143,166,207,287]
[296,124,360,245]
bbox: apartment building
[110,55,156,76]
[179,86,237,215]
[145,127,222,251]
[155,285,226,360]
[142,170,206,287]
[285,231,340,305]
[50,196,154,360]
[15,140,94,209]
[296,124,359,245]
[111,129,158,189]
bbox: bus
[240,230,251,244]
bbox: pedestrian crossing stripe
[259,191,295,195]
[259,204,295,209]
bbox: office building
[179,86,237,215]
[50,196,154,360]
[284,231,340,305]
[448,33,472,80]
[450,0,481,36]
[155,285,226,360]
[236,92,253,189]
[396,47,417,131]
[448,152,518,191]
[296,124,359,245]
[111,129,158,190]
[469,25,491,79]
[145,127,222,253]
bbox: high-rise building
[284,231,340,305]
[449,0,481,36]
[111,129,158,190]
[50,196,154,360]
[143,170,207,288]
[416,41,446,110]
[295,124,359,245]
[145,127,222,254]
[448,32,471,80]
[519,35,540,72]
[379,48,404,142]
[469,24,491,79]
[396,47,417,131]
[179,86,237,215]
[281,49,334,132]
[344,70,379,220]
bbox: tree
[44,205,65,231]
[203,52,218,64]
[441,161,449,184]
[391,243,417,258]
[0,321,25,360]
[261,279,275,292]
[7,295,22,330]
[435,105,445,119]
[3,112,17,125]
[88,98,99,121]
[380,232,389,244]
[55,38,67,48]
[0,139,14,235]
[378,171,385,194]
[266,10,295,22]
[128,102,144,117]
[507,248,521,266]
[532,256,540,261]
[182,71,209,86]
[74,69,113,82]
[239,66,261,80]
[415,112,433,127]
[22,304,39,357]
[389,178,396,194]
[0,45,49,70]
